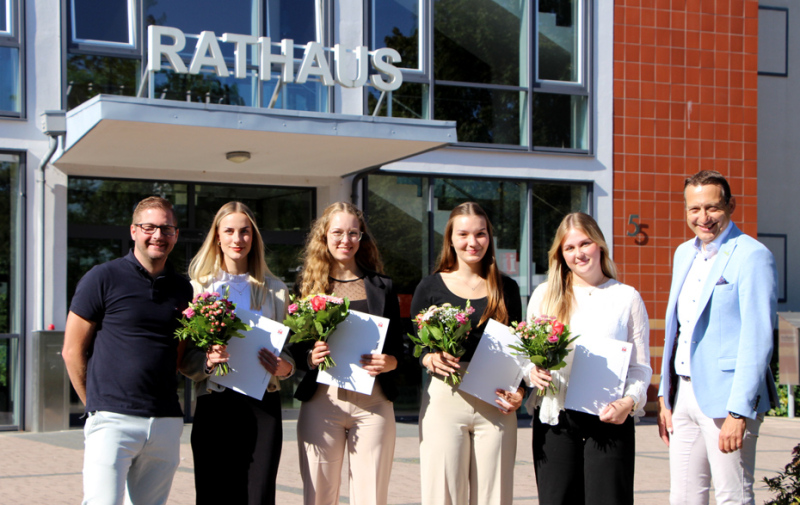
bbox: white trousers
[82,411,183,505]
[669,378,761,505]
[297,383,396,505]
[419,374,517,505]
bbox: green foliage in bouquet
[284,294,350,372]
[175,286,251,376]
[408,301,474,386]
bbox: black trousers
[192,388,283,505]
[533,408,635,505]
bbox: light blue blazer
[658,222,778,420]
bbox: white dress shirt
[674,224,733,377]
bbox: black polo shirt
[70,250,192,417]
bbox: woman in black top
[290,202,403,505]
[410,201,523,505]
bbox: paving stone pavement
[1,416,798,504]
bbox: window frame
[0,0,23,118]
[365,0,593,154]
[69,0,138,52]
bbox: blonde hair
[434,202,509,326]
[540,212,618,323]
[297,202,384,297]
[188,201,275,310]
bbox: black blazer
[290,271,404,402]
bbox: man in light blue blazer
[657,170,777,505]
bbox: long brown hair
[297,202,384,297]
[434,202,508,325]
[540,212,617,322]
[188,201,274,310]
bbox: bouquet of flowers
[284,294,350,372]
[508,315,579,396]
[175,287,251,376]
[408,302,474,386]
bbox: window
[370,0,590,151]
[0,152,24,429]
[71,0,136,48]
[0,0,21,116]
[758,6,788,77]
[67,0,331,112]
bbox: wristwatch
[729,412,743,419]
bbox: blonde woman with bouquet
[525,212,651,505]
[410,202,523,505]
[290,202,403,505]
[180,201,294,505]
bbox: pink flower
[210,292,220,297]
[548,334,560,343]
[466,306,476,315]
[182,307,195,318]
[552,321,565,336]
[455,313,468,324]
[516,321,526,329]
[311,296,327,312]
[324,295,344,304]
[288,303,299,314]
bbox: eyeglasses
[329,229,363,242]
[134,223,178,237]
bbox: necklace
[456,275,484,292]
[576,276,607,296]
[226,281,248,296]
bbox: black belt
[678,375,691,382]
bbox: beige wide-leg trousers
[297,383,396,505]
[419,372,517,505]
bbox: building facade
[0,0,767,431]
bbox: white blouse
[523,279,651,425]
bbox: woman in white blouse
[525,212,651,505]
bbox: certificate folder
[564,338,632,416]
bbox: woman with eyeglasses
[290,202,403,505]
[180,201,294,505]
[411,202,523,505]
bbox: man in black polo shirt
[63,196,192,505]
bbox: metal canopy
[53,95,456,179]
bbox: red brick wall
[612,0,759,412]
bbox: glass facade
[364,173,590,411]
[373,0,589,151]
[0,152,23,429]
[67,0,327,112]
[66,177,315,423]
[0,0,20,116]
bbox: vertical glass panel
[367,82,429,119]
[366,174,429,412]
[530,181,589,284]
[434,84,524,145]
[371,0,420,70]
[433,0,526,86]
[72,0,131,44]
[0,153,22,428]
[0,339,19,426]
[66,54,140,110]
[68,179,188,227]
[262,78,328,112]
[0,0,9,33]
[538,0,580,82]
[531,92,587,149]
[153,69,255,107]
[265,0,318,59]
[0,153,20,334]
[0,47,20,113]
